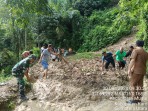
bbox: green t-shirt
[12,57,30,76]
[115,50,126,61]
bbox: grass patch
[68,52,101,60]
[7,101,16,110]
[0,75,12,83]
[0,100,16,111]
[0,69,12,82]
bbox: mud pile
[14,57,129,111]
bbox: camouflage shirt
[12,57,30,76]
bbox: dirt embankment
[1,34,148,111]
[13,60,129,111]
[0,78,17,110]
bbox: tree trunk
[25,29,27,50]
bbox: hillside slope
[1,34,148,111]
[14,33,148,111]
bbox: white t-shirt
[51,54,56,59]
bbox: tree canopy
[0,0,148,75]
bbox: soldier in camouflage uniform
[12,54,37,101]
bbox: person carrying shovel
[57,47,69,65]
[12,54,37,102]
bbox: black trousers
[105,61,115,69]
[118,61,126,69]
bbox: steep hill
[13,34,148,111]
[1,33,148,111]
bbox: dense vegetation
[0,0,148,77]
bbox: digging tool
[58,54,69,65]
[58,54,75,72]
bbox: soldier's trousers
[17,75,25,98]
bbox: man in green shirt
[114,47,126,69]
[12,54,37,101]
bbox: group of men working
[101,46,134,71]
[11,44,62,102]
[102,40,148,104]
[40,43,61,62]
[12,40,148,104]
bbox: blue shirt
[102,52,114,62]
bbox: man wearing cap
[12,54,37,101]
[127,40,148,104]
[102,51,115,71]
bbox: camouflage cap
[28,54,37,60]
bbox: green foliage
[136,8,148,46]
[78,8,131,51]
[0,0,121,54]
[68,52,101,60]
[0,49,17,75]
[0,0,147,79]
[73,0,114,16]
[117,0,148,46]
[32,47,40,58]
[7,101,15,110]
[78,0,148,51]
[0,70,12,82]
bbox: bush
[73,0,116,16]
[0,70,12,82]
[79,8,131,52]
[32,47,40,59]
[68,52,101,60]
[0,49,17,76]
